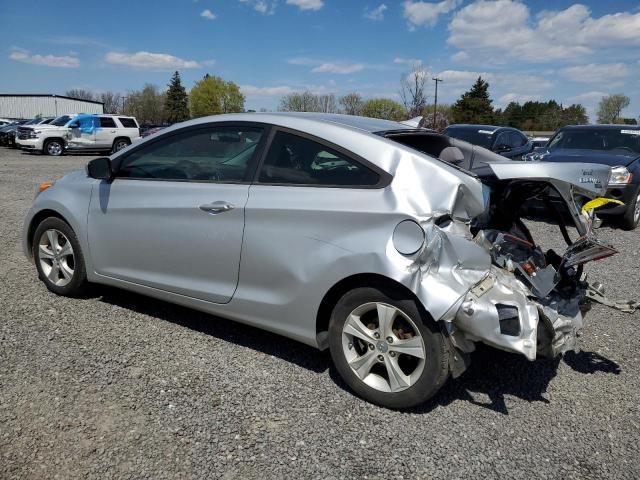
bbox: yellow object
[581,197,624,213]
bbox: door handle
[199,201,234,214]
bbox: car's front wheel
[44,139,64,156]
[328,286,449,409]
[33,217,88,296]
[619,187,640,231]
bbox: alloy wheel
[38,229,75,287]
[47,142,62,156]
[341,302,426,393]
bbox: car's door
[67,117,96,149]
[94,116,119,149]
[87,123,267,303]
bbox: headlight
[608,166,633,185]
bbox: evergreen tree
[451,76,494,124]
[164,71,190,123]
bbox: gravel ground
[1,147,639,480]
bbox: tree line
[65,71,244,125]
[65,69,636,129]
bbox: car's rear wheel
[328,286,449,409]
[44,139,64,156]
[619,187,640,231]
[112,138,130,153]
[33,217,88,296]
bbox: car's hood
[20,124,65,131]
[536,148,638,167]
[487,159,610,196]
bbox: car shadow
[95,287,621,413]
[96,286,331,374]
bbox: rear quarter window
[118,117,138,128]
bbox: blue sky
[1,0,639,120]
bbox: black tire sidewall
[113,138,130,153]
[33,217,88,296]
[328,286,449,409]
[620,186,640,231]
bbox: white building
[0,94,104,119]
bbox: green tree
[361,98,406,121]
[597,94,631,124]
[164,71,189,123]
[451,76,494,124]
[190,74,245,118]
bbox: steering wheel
[175,160,205,179]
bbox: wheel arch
[42,137,66,152]
[112,136,131,147]
[315,273,431,350]
[26,209,72,258]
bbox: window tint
[258,131,379,187]
[117,126,263,182]
[510,131,527,147]
[494,132,511,148]
[119,117,138,128]
[100,117,117,128]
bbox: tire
[44,139,64,156]
[112,138,131,153]
[618,187,640,231]
[328,286,449,409]
[33,217,88,297]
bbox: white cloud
[365,4,388,21]
[448,1,640,63]
[9,49,79,68]
[200,9,216,19]
[403,0,461,29]
[241,85,296,96]
[105,51,201,70]
[394,57,422,65]
[286,0,324,11]
[287,57,317,66]
[239,0,276,15]
[560,63,630,84]
[311,63,365,74]
[450,51,468,62]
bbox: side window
[258,131,379,187]
[117,126,263,182]
[100,117,117,128]
[511,131,527,147]
[119,117,138,128]
[494,132,510,148]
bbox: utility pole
[432,77,443,130]
[121,96,128,114]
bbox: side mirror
[494,144,512,153]
[87,157,113,180]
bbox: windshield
[50,115,72,127]
[444,128,494,149]
[548,129,640,154]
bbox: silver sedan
[23,112,619,408]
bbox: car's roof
[560,124,640,130]
[446,124,509,132]
[185,112,415,134]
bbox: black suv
[525,124,640,230]
[443,124,533,160]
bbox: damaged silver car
[22,112,634,409]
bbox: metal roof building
[0,94,104,119]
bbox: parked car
[17,114,141,156]
[23,112,621,409]
[0,117,54,147]
[444,124,534,160]
[524,124,640,230]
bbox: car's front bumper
[596,184,639,216]
[17,138,44,151]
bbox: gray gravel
[1,147,639,480]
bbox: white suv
[17,114,141,156]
